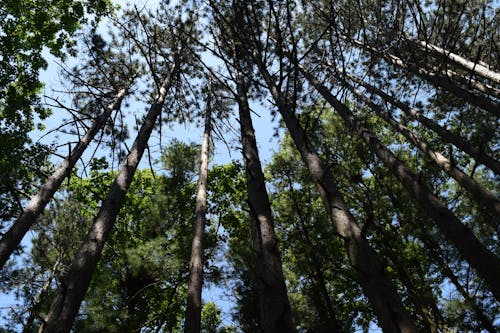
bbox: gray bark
[184,100,211,333]
[40,64,177,333]
[301,65,500,301]
[0,87,129,270]
[235,64,295,333]
[254,58,418,333]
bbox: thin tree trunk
[348,38,500,117]
[235,62,294,333]
[184,98,211,333]
[287,179,341,333]
[21,255,63,333]
[254,58,417,333]
[300,65,500,301]
[343,80,500,220]
[0,87,129,270]
[417,40,500,84]
[337,70,500,175]
[40,63,177,333]
[421,239,497,333]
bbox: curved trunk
[235,64,294,333]
[301,65,500,301]
[40,64,177,333]
[339,71,500,175]
[0,87,129,270]
[184,101,211,333]
[343,80,500,220]
[255,58,418,333]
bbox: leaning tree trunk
[254,57,417,333]
[234,61,294,333]
[184,99,211,333]
[300,65,500,301]
[0,86,129,270]
[342,79,500,219]
[347,38,500,117]
[337,70,500,175]
[40,63,177,333]
[417,40,500,84]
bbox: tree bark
[300,65,500,301]
[343,79,500,220]
[254,58,418,333]
[184,98,211,333]
[235,63,295,333]
[0,87,129,270]
[338,70,500,175]
[40,63,177,333]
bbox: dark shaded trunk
[342,79,500,220]
[254,58,417,333]
[184,103,211,333]
[339,71,500,175]
[235,63,295,333]
[40,64,177,333]
[300,65,500,301]
[0,87,129,270]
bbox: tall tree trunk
[417,40,500,84]
[184,98,211,333]
[300,65,500,301]
[0,86,129,270]
[40,63,177,333]
[347,38,500,117]
[337,70,500,175]
[342,79,500,220]
[235,62,294,333]
[254,57,417,333]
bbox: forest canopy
[0,0,498,332]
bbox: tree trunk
[417,40,500,84]
[338,70,500,175]
[235,63,295,333]
[40,64,177,333]
[254,58,417,333]
[184,98,211,333]
[0,87,129,270]
[348,38,500,117]
[300,65,500,301]
[343,79,500,220]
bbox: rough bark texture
[254,59,417,332]
[301,66,500,301]
[235,65,295,333]
[40,66,176,333]
[0,88,128,270]
[340,71,500,175]
[344,80,500,219]
[184,103,211,333]
[418,40,500,84]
